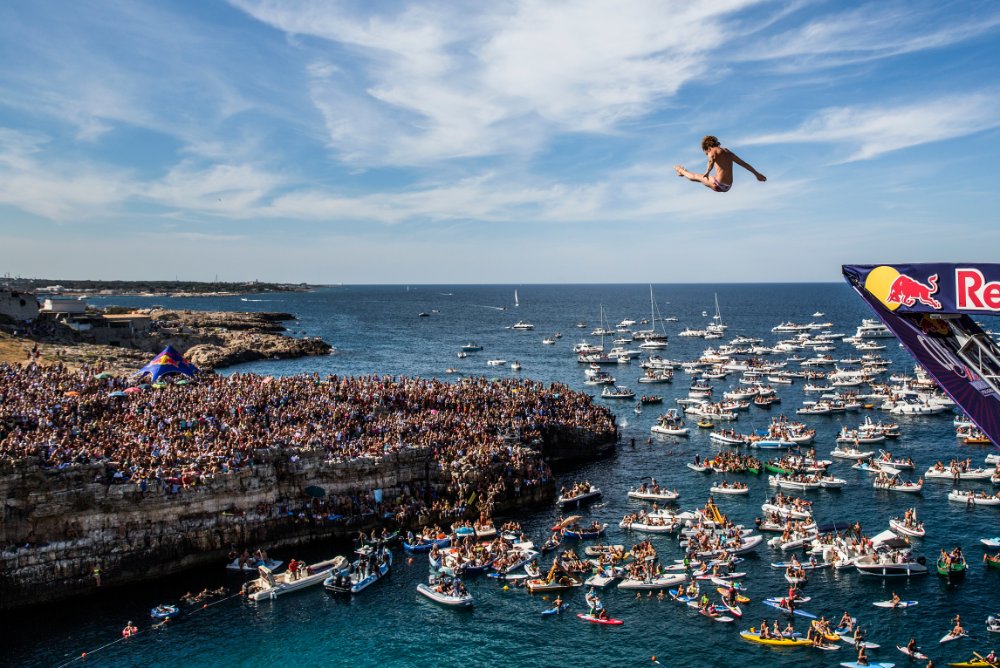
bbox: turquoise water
[5,284,998,667]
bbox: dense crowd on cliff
[0,362,616,526]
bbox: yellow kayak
[740,630,812,647]
[947,660,995,668]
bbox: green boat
[985,554,1000,570]
[937,555,967,577]
[765,463,794,475]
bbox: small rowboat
[936,555,968,578]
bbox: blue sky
[1,0,999,283]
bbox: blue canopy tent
[134,345,199,382]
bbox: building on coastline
[0,289,40,322]
[40,296,87,314]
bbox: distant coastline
[0,278,317,298]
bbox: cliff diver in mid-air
[675,135,766,192]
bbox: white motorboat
[710,483,749,495]
[627,487,679,501]
[618,573,686,590]
[417,576,473,607]
[486,359,507,366]
[925,466,994,480]
[512,320,535,330]
[948,490,1000,506]
[244,556,348,601]
[323,546,392,594]
[557,487,602,507]
[601,385,635,399]
[226,557,284,572]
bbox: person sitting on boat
[782,621,796,637]
[757,620,771,639]
[122,621,138,638]
[889,592,901,608]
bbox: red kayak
[577,613,624,625]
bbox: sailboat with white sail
[514,289,519,308]
[636,286,669,350]
[706,293,727,338]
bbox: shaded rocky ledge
[0,426,616,611]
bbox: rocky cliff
[0,426,612,611]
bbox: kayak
[897,645,928,660]
[873,600,918,608]
[486,572,530,580]
[577,613,623,625]
[947,660,995,667]
[739,631,812,647]
[764,599,817,619]
[541,602,570,616]
[840,663,895,668]
[940,632,969,644]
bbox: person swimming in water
[675,135,766,192]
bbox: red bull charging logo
[864,265,942,312]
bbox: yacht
[854,318,893,339]
[512,321,535,331]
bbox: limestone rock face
[185,334,332,368]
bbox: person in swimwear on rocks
[675,135,766,192]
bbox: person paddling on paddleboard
[675,135,766,193]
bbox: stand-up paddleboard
[874,600,918,609]
[940,631,968,644]
[699,608,735,623]
[541,602,570,616]
[839,663,895,668]
[764,599,817,619]
[897,645,928,660]
[577,612,623,625]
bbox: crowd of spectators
[0,362,617,528]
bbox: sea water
[5,284,998,667]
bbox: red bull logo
[863,265,942,312]
[886,273,941,309]
[956,268,1000,311]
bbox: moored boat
[243,556,349,601]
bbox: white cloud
[230,0,763,165]
[740,93,1000,161]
